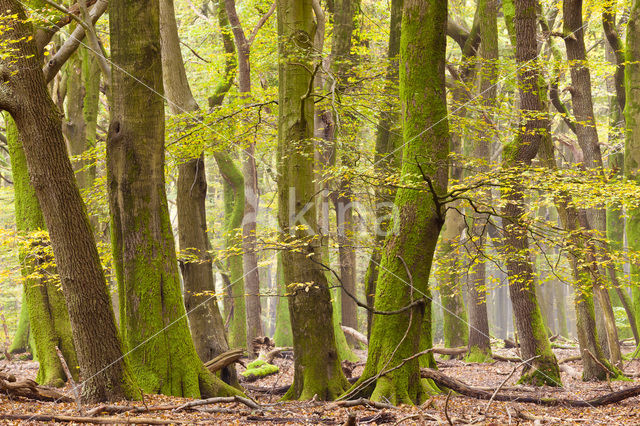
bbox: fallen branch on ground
[0,371,72,402]
[86,395,261,417]
[335,398,395,410]
[492,354,523,362]
[559,355,581,364]
[421,368,640,406]
[263,347,293,364]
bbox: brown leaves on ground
[2,345,640,424]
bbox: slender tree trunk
[500,0,560,386]
[466,0,497,362]
[214,152,247,350]
[347,0,449,405]
[625,0,640,357]
[364,0,403,339]
[5,116,78,386]
[277,0,349,401]
[0,0,138,402]
[107,0,238,397]
[224,0,263,351]
[158,0,238,386]
[563,0,621,367]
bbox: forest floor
[2,343,640,424]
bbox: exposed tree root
[421,368,640,406]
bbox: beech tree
[107,0,238,397]
[346,0,450,404]
[277,0,349,400]
[0,0,138,402]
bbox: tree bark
[6,116,77,387]
[500,0,561,386]
[107,0,238,398]
[625,0,640,358]
[158,0,238,386]
[0,0,137,402]
[277,0,349,401]
[563,0,622,368]
[346,0,449,405]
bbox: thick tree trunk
[500,0,560,386]
[158,0,237,386]
[107,0,238,398]
[0,0,137,402]
[277,0,349,401]
[346,0,449,405]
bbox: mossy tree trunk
[213,151,247,350]
[5,116,77,386]
[625,0,640,357]
[0,0,138,402]
[9,287,30,354]
[500,0,560,386]
[272,252,292,346]
[277,0,349,401]
[345,0,449,405]
[159,0,237,386]
[107,0,239,398]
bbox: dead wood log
[263,347,293,364]
[431,347,467,356]
[0,413,176,424]
[335,397,395,410]
[492,354,523,362]
[0,374,72,402]
[204,348,244,373]
[421,368,640,407]
[559,355,581,364]
[174,395,261,411]
[341,326,368,346]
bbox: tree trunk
[563,0,621,368]
[466,0,497,362]
[500,0,560,386]
[0,0,137,402]
[437,215,469,350]
[107,0,238,398]
[277,0,349,401]
[346,0,449,405]
[625,0,640,357]
[272,252,292,346]
[6,116,78,387]
[363,0,403,340]
[158,0,237,386]
[224,0,263,352]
